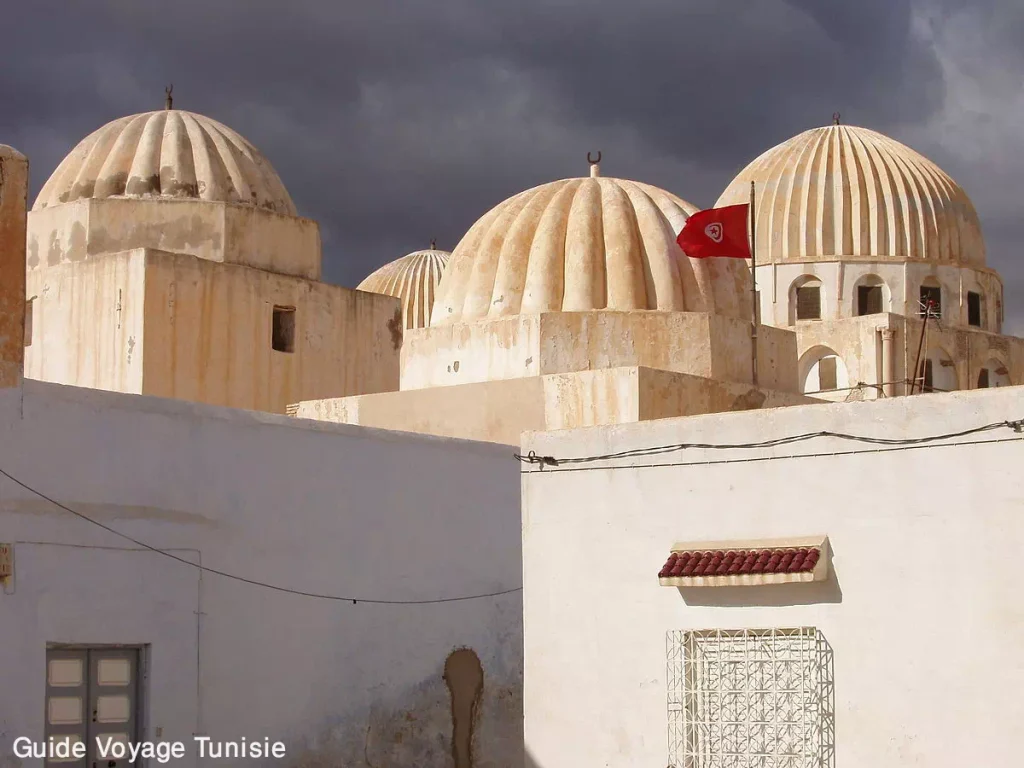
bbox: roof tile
[658,547,820,579]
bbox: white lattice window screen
[666,628,834,768]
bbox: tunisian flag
[676,204,751,259]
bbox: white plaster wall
[757,260,1005,331]
[522,386,1024,768]
[0,381,522,768]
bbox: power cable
[0,467,522,605]
[515,418,1024,468]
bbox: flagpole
[750,180,758,387]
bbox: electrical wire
[0,467,522,605]
[515,418,1024,468]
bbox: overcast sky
[2,1,1022,329]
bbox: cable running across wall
[0,467,522,605]
[515,418,1024,468]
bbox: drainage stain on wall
[444,648,483,768]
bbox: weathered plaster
[401,312,798,393]
[27,198,322,280]
[23,249,402,413]
[0,146,28,388]
[295,367,816,445]
[0,379,523,768]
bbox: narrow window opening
[796,286,821,320]
[818,356,838,391]
[24,298,33,347]
[272,306,296,353]
[967,291,982,327]
[857,285,882,316]
[922,359,934,392]
[919,285,941,317]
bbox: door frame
[44,644,150,768]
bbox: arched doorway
[799,347,849,397]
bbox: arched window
[799,347,849,395]
[914,347,956,393]
[919,277,942,318]
[789,276,823,324]
[977,359,1011,388]
[853,274,889,316]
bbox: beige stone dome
[432,173,751,325]
[358,248,451,330]
[33,109,296,215]
[716,123,984,266]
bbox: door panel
[45,648,141,768]
[44,650,89,768]
[87,649,139,768]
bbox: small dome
[716,123,984,266]
[358,248,451,330]
[432,174,750,325]
[33,110,296,215]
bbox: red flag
[676,204,751,259]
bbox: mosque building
[3,99,1024,768]
[716,115,1024,401]
[23,99,403,414]
[18,99,1024,440]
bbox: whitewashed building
[521,385,1024,767]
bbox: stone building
[4,101,1024,768]
[0,142,523,768]
[295,161,811,443]
[24,105,403,414]
[716,119,1024,400]
[521,385,1024,768]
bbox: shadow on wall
[677,551,843,607]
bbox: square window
[272,306,296,353]
[667,628,834,768]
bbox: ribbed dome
[33,110,296,215]
[358,248,451,330]
[716,124,984,266]
[432,174,751,325]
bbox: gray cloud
[1,0,1021,328]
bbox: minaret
[0,145,28,388]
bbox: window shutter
[818,356,837,391]
[796,286,821,320]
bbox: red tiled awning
[658,539,829,587]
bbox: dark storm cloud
[1,0,1021,324]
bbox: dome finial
[588,151,602,178]
[430,238,437,250]
[165,84,174,110]
[833,112,840,126]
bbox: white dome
[433,173,751,325]
[716,123,984,266]
[358,248,451,330]
[34,109,296,215]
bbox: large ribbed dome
[432,172,751,325]
[33,109,296,215]
[358,248,451,330]
[716,124,984,266]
